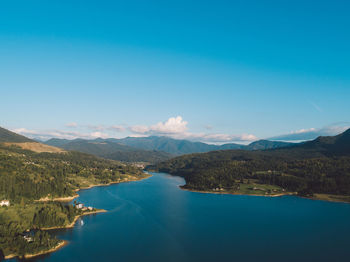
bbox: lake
[26,173,350,262]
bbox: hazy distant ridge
[44,136,294,162]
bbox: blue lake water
[26,173,350,262]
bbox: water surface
[29,173,350,262]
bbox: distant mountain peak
[340,128,350,136]
[245,139,293,150]
[296,128,350,156]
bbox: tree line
[150,149,350,197]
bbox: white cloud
[90,132,109,138]
[128,116,257,142]
[129,125,150,134]
[12,123,126,141]
[86,125,105,131]
[129,116,188,135]
[85,124,126,133]
[11,120,350,144]
[290,128,316,134]
[170,132,257,143]
[270,123,350,141]
[11,116,258,143]
[13,128,38,135]
[151,116,188,134]
[128,133,148,138]
[65,122,78,128]
[108,125,126,132]
[13,128,105,140]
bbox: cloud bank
[269,123,350,141]
[12,128,108,141]
[12,119,349,144]
[129,116,188,136]
[128,116,257,143]
[12,116,258,143]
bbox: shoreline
[4,240,68,260]
[180,186,350,203]
[4,210,105,260]
[40,209,107,230]
[36,173,152,202]
[180,186,295,198]
[4,174,152,260]
[24,240,68,259]
[77,174,151,192]
[308,193,350,204]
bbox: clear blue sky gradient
[1,0,349,140]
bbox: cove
[24,173,350,262]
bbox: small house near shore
[23,235,33,242]
[0,200,10,207]
[75,203,84,209]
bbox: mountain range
[45,138,173,163]
[1,125,350,201]
[44,136,294,163]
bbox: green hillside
[117,136,245,154]
[149,129,350,201]
[45,138,173,163]
[0,127,33,143]
[244,140,293,150]
[117,136,294,154]
[0,127,147,258]
[45,136,294,160]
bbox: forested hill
[0,143,145,201]
[0,127,147,258]
[115,136,243,154]
[0,127,33,143]
[45,136,294,159]
[296,128,350,156]
[149,129,350,201]
[269,128,350,159]
[45,138,173,163]
[0,129,145,201]
[116,136,294,154]
[244,140,292,150]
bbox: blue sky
[1,0,349,143]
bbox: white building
[76,203,84,209]
[23,235,33,242]
[0,200,10,207]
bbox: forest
[0,202,80,257]
[0,143,144,202]
[149,129,350,199]
[0,142,145,258]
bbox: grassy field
[312,194,350,203]
[235,183,286,196]
[186,180,289,196]
[4,142,65,153]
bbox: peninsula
[149,129,350,203]
[0,127,149,259]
